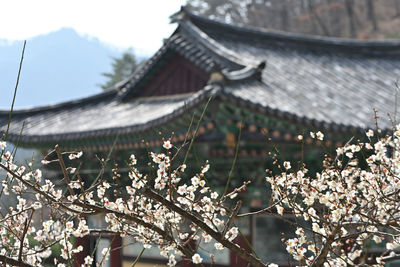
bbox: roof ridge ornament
[255,61,266,81]
[221,61,266,83]
[208,64,225,86]
[169,6,189,24]
[207,60,266,87]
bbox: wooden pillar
[230,236,252,267]
[74,236,90,267]
[110,235,122,267]
[179,238,195,267]
[180,259,195,267]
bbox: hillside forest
[187,0,400,39]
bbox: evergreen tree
[100,50,138,90]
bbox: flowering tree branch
[0,255,35,267]
[142,187,266,267]
[1,123,400,267]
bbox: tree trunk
[280,0,290,31]
[307,0,331,36]
[394,0,400,17]
[366,0,378,31]
[344,0,356,37]
[325,0,336,35]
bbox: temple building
[1,7,400,267]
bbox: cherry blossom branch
[382,253,400,263]
[0,255,34,267]
[0,162,94,215]
[237,199,283,217]
[311,226,340,266]
[18,208,34,262]
[67,200,195,259]
[55,145,75,196]
[222,200,241,237]
[142,187,267,267]
[0,207,33,223]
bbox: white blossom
[316,131,324,140]
[192,253,203,264]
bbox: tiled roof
[0,89,214,144]
[181,8,400,130]
[1,7,399,145]
[216,36,399,130]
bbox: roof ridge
[117,21,260,102]
[178,20,249,68]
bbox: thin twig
[4,40,26,142]
[237,199,283,217]
[223,120,242,196]
[222,200,242,236]
[18,209,34,262]
[183,96,213,165]
[131,247,146,267]
[55,145,75,196]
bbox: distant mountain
[0,28,129,109]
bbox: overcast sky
[0,0,186,56]
[0,0,188,109]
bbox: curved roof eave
[219,86,365,135]
[3,81,370,146]
[0,89,119,117]
[2,85,218,145]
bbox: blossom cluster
[0,139,243,266]
[3,122,400,267]
[267,125,400,266]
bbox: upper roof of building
[1,7,399,146]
